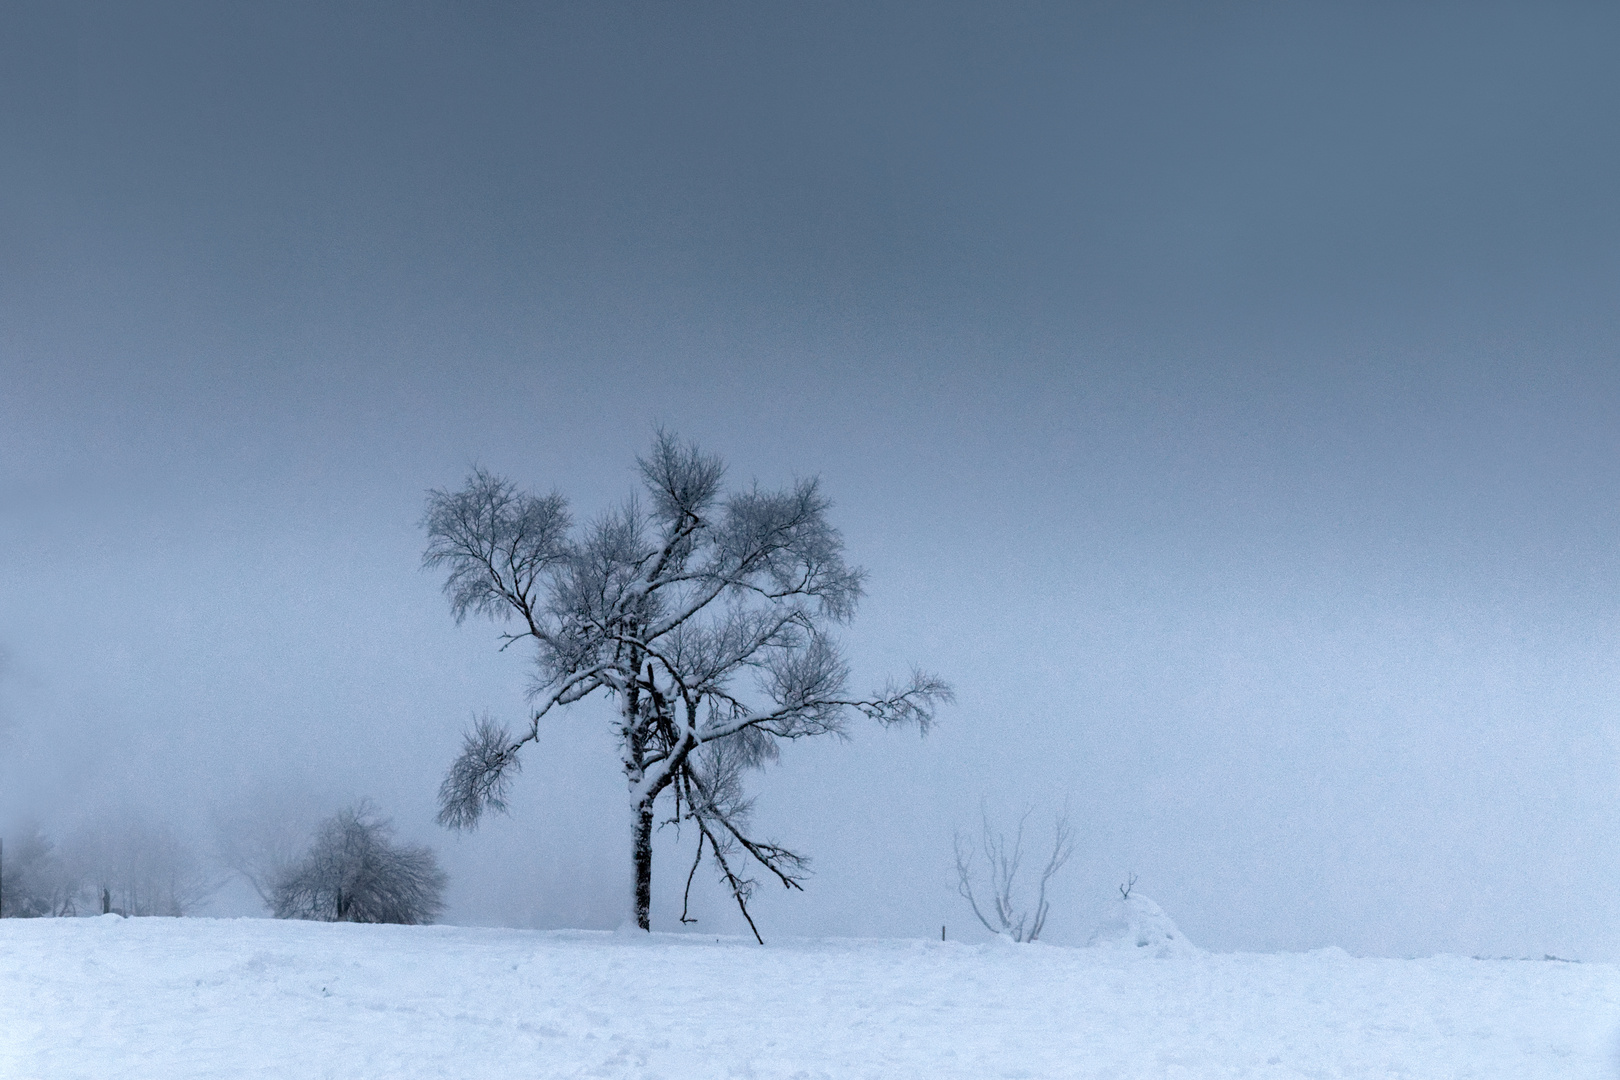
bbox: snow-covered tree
[270,802,447,924]
[425,432,952,939]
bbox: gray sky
[5,1,1620,957]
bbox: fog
[4,2,1620,957]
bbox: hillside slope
[3,916,1617,1078]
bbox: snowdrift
[4,915,1619,1078]
[1085,892,1200,958]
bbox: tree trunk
[632,799,655,931]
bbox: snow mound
[1309,945,1352,960]
[1086,894,1200,957]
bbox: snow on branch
[849,669,955,732]
[436,715,522,831]
[638,429,725,527]
[695,664,953,745]
[422,467,571,628]
[677,740,809,943]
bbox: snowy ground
[4,914,1620,1078]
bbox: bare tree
[424,432,952,939]
[214,802,311,910]
[954,803,1074,942]
[271,802,447,924]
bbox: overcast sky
[5,1,1620,958]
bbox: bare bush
[954,803,1074,943]
[270,802,446,924]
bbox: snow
[5,914,1620,1078]
[1085,893,1201,958]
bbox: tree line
[1,801,444,925]
[0,816,217,918]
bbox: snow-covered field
[4,913,1619,1079]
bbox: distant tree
[0,822,78,918]
[69,817,221,917]
[2,816,218,918]
[271,802,447,924]
[954,803,1074,943]
[214,801,310,910]
[424,432,952,939]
